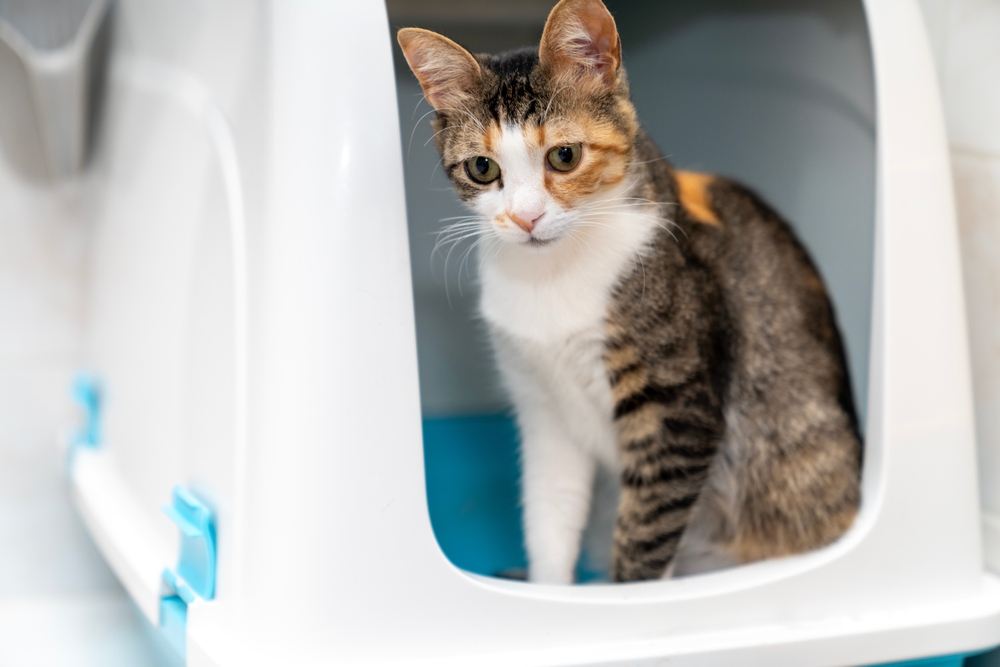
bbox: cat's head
[398,0,638,250]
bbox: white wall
[917,0,1000,568]
[917,2,1000,663]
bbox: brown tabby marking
[611,366,649,403]
[676,171,722,226]
[603,344,639,374]
[483,122,501,155]
[731,435,860,562]
[605,166,861,580]
[617,403,670,443]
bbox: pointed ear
[539,0,621,86]
[398,28,482,111]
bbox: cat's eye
[465,156,501,184]
[546,143,582,172]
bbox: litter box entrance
[390,0,876,582]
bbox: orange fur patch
[525,123,547,151]
[676,171,721,226]
[542,114,631,208]
[483,122,501,155]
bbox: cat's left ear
[539,0,622,86]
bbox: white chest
[477,209,657,464]
[477,208,655,341]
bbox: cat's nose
[509,211,543,233]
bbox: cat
[398,0,861,584]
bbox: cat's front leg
[518,408,596,585]
[608,358,726,582]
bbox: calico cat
[398,0,861,584]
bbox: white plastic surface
[65,0,1000,665]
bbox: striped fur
[604,149,861,580]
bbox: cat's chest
[478,262,615,343]
[477,211,653,343]
[477,211,656,463]
[480,263,618,440]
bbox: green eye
[465,155,501,184]
[546,143,582,172]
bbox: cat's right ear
[397,28,482,111]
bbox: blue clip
[159,595,188,658]
[71,372,101,449]
[162,486,217,601]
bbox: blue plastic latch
[159,486,216,659]
[71,371,101,449]
[159,595,188,659]
[162,486,217,601]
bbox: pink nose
[510,211,542,233]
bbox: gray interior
[0,0,112,181]
[390,0,875,427]
[0,0,96,50]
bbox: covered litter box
[41,0,1000,664]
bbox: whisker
[436,105,487,135]
[411,95,428,121]
[458,234,493,294]
[541,84,574,125]
[475,237,503,281]
[408,107,440,160]
[424,124,456,147]
[631,155,672,166]
[438,215,488,223]
[429,155,446,184]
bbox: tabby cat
[398,0,861,584]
